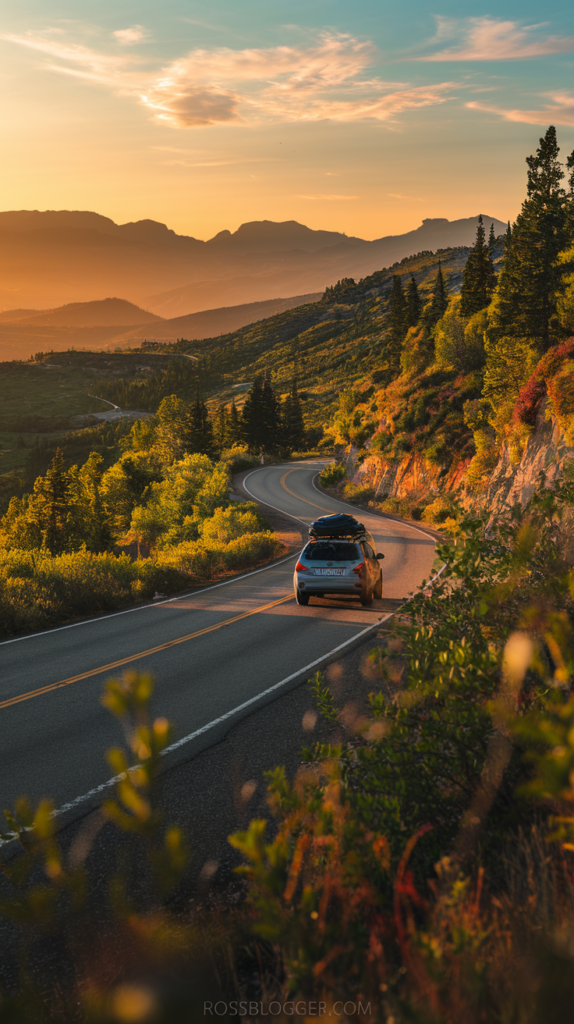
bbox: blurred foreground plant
[0,672,236,1022]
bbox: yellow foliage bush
[200,505,262,544]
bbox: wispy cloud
[467,94,574,126]
[113,26,148,47]
[388,192,423,200]
[180,19,227,31]
[420,16,574,61]
[295,193,358,200]
[1,29,456,129]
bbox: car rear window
[303,542,361,562]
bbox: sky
[2,0,574,240]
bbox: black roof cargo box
[309,513,365,539]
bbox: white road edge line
[42,556,446,829]
[0,461,311,648]
[242,466,310,527]
[0,552,298,648]
[41,611,394,824]
[1,463,443,843]
[243,462,439,544]
[310,474,439,543]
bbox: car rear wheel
[374,572,383,599]
[296,590,309,606]
[360,587,373,606]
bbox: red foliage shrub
[513,337,574,426]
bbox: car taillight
[295,561,308,572]
[352,563,365,577]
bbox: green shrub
[155,531,282,579]
[0,525,282,638]
[421,492,459,525]
[340,481,375,504]
[375,495,425,520]
[200,503,265,544]
[319,461,346,487]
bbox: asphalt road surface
[0,461,436,822]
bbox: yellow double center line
[0,594,293,711]
[280,470,334,514]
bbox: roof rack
[309,531,366,541]
[308,513,366,540]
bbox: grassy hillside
[0,352,194,492]
[170,244,473,425]
[0,293,321,362]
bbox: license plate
[313,568,345,576]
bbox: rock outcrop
[344,399,574,513]
[471,401,574,514]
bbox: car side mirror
[376,553,384,560]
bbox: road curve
[0,461,436,820]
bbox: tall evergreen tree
[155,395,190,464]
[424,262,449,329]
[281,378,305,452]
[213,404,228,450]
[241,375,266,451]
[405,275,421,328]
[228,400,240,445]
[187,392,214,456]
[27,448,76,554]
[487,223,497,291]
[460,215,495,318]
[492,126,573,351]
[260,369,281,450]
[77,451,112,552]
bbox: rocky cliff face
[344,448,470,503]
[345,399,573,513]
[471,401,574,515]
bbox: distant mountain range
[0,298,162,328]
[0,293,322,362]
[0,211,507,319]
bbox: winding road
[0,462,436,825]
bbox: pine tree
[492,126,572,352]
[155,395,189,463]
[27,448,77,554]
[213,404,228,450]
[260,369,281,451]
[488,223,497,290]
[77,451,112,552]
[460,216,495,318]
[405,275,421,328]
[281,379,305,452]
[228,400,240,445]
[241,376,266,451]
[424,262,449,329]
[187,392,214,456]
[488,222,496,251]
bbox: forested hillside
[330,125,574,525]
[93,241,484,424]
